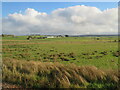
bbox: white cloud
[2,5,118,35]
[25,8,47,17]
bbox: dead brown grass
[2,58,119,88]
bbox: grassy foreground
[3,58,119,88]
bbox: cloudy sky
[2,2,118,35]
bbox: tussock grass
[2,58,119,88]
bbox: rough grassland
[2,36,119,88]
[2,36,119,69]
[3,58,119,88]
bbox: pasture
[2,35,119,88]
[2,36,119,69]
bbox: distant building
[26,35,64,40]
[46,36,56,38]
[46,35,64,38]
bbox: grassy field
[2,36,119,88]
[3,58,119,88]
[2,36,119,69]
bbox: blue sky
[2,2,118,17]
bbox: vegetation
[1,34,15,37]
[2,36,119,88]
[2,36,119,69]
[3,58,119,88]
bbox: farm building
[46,36,56,38]
[46,35,64,38]
[27,35,64,40]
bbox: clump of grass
[113,51,120,57]
[2,58,119,88]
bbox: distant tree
[27,36,32,40]
[96,37,100,40]
[114,40,117,42]
[2,34,5,37]
[65,35,69,37]
[2,34,14,37]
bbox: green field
[2,36,119,88]
[2,36,119,69]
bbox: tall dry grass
[2,58,119,88]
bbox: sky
[2,2,118,35]
[2,2,118,17]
